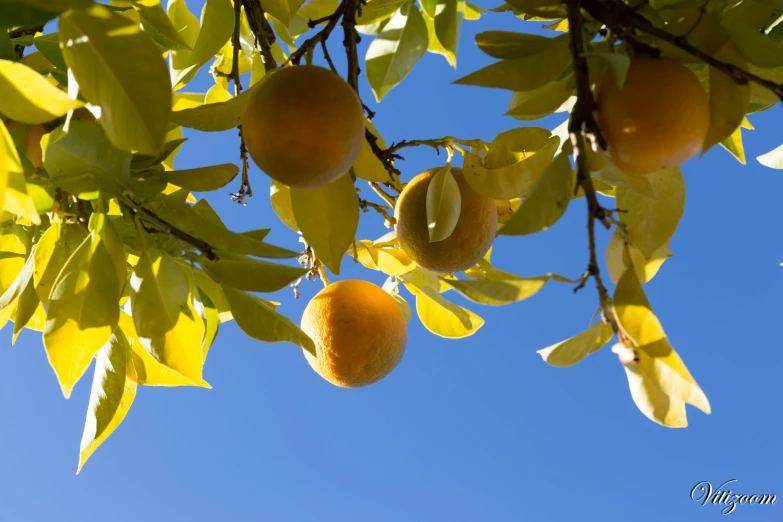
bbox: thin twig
[370,182,397,208]
[229,0,253,205]
[289,3,346,65]
[566,0,619,335]
[342,0,361,92]
[581,0,783,103]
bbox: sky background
[1,1,782,521]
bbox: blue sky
[1,2,782,521]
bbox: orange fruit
[301,280,407,388]
[395,168,498,274]
[596,57,710,174]
[5,122,47,169]
[242,65,365,188]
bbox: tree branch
[342,0,361,92]
[581,0,783,103]
[289,3,346,65]
[242,0,277,71]
[230,0,253,205]
[566,0,619,335]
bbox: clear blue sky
[1,2,781,521]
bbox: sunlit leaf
[77,328,137,473]
[726,22,783,68]
[60,5,172,155]
[353,118,396,184]
[221,284,315,355]
[349,240,416,277]
[0,59,83,124]
[172,0,234,89]
[613,270,711,415]
[433,0,466,66]
[606,231,671,285]
[702,43,751,154]
[538,321,614,367]
[201,255,306,293]
[757,143,783,169]
[44,213,127,398]
[366,3,428,101]
[406,283,483,338]
[426,166,461,242]
[499,153,572,236]
[719,125,746,164]
[623,362,688,428]
[152,163,238,191]
[171,80,261,131]
[442,272,555,305]
[475,31,552,59]
[270,180,299,232]
[168,0,201,88]
[0,120,40,224]
[616,167,685,260]
[33,223,88,306]
[291,174,359,275]
[356,0,404,25]
[506,74,574,120]
[135,0,192,51]
[130,227,205,385]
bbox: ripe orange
[242,65,365,188]
[301,280,407,388]
[5,122,47,169]
[596,57,710,174]
[395,168,498,273]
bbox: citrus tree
[2,0,782,472]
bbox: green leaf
[719,125,746,164]
[506,74,574,120]
[426,166,461,242]
[33,222,87,306]
[168,0,201,88]
[262,0,292,26]
[194,286,219,358]
[26,180,55,213]
[582,51,630,88]
[60,5,172,154]
[537,321,614,368]
[0,59,83,124]
[130,227,205,385]
[44,213,127,399]
[454,34,570,91]
[726,22,783,67]
[42,120,130,196]
[442,272,555,305]
[613,270,711,415]
[131,137,189,170]
[299,0,340,21]
[291,174,359,275]
[433,0,466,66]
[0,120,40,224]
[10,266,44,342]
[616,167,685,260]
[77,328,137,473]
[221,284,315,355]
[172,0,234,88]
[757,143,783,168]
[366,3,428,101]
[462,129,559,200]
[148,195,299,258]
[406,283,483,338]
[134,0,192,51]
[0,0,77,26]
[201,255,307,293]
[153,163,238,192]
[499,153,573,236]
[356,0,404,25]
[349,240,417,277]
[33,33,68,71]
[171,80,260,131]
[702,43,751,154]
[270,180,299,232]
[623,362,687,428]
[0,244,35,312]
[475,31,553,59]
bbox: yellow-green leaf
[499,153,572,236]
[408,284,483,338]
[353,118,396,184]
[44,213,127,398]
[475,31,552,59]
[433,0,466,66]
[262,0,292,25]
[172,0,234,88]
[616,167,685,260]
[606,231,671,285]
[77,328,137,473]
[130,228,205,385]
[0,120,40,224]
[537,321,614,368]
[356,0,404,25]
[426,166,461,242]
[719,125,746,164]
[454,34,570,91]
[221,284,315,355]
[135,0,192,51]
[366,3,428,101]
[349,240,416,277]
[757,143,783,169]
[462,130,559,200]
[0,59,83,124]
[171,80,261,131]
[703,43,751,154]
[60,5,172,154]
[33,223,88,305]
[383,277,412,322]
[168,0,201,88]
[270,180,299,231]
[154,163,238,191]
[623,362,688,428]
[0,245,35,312]
[613,270,711,415]
[442,273,552,305]
[291,173,359,275]
[201,255,307,293]
[726,22,783,68]
[506,74,574,121]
